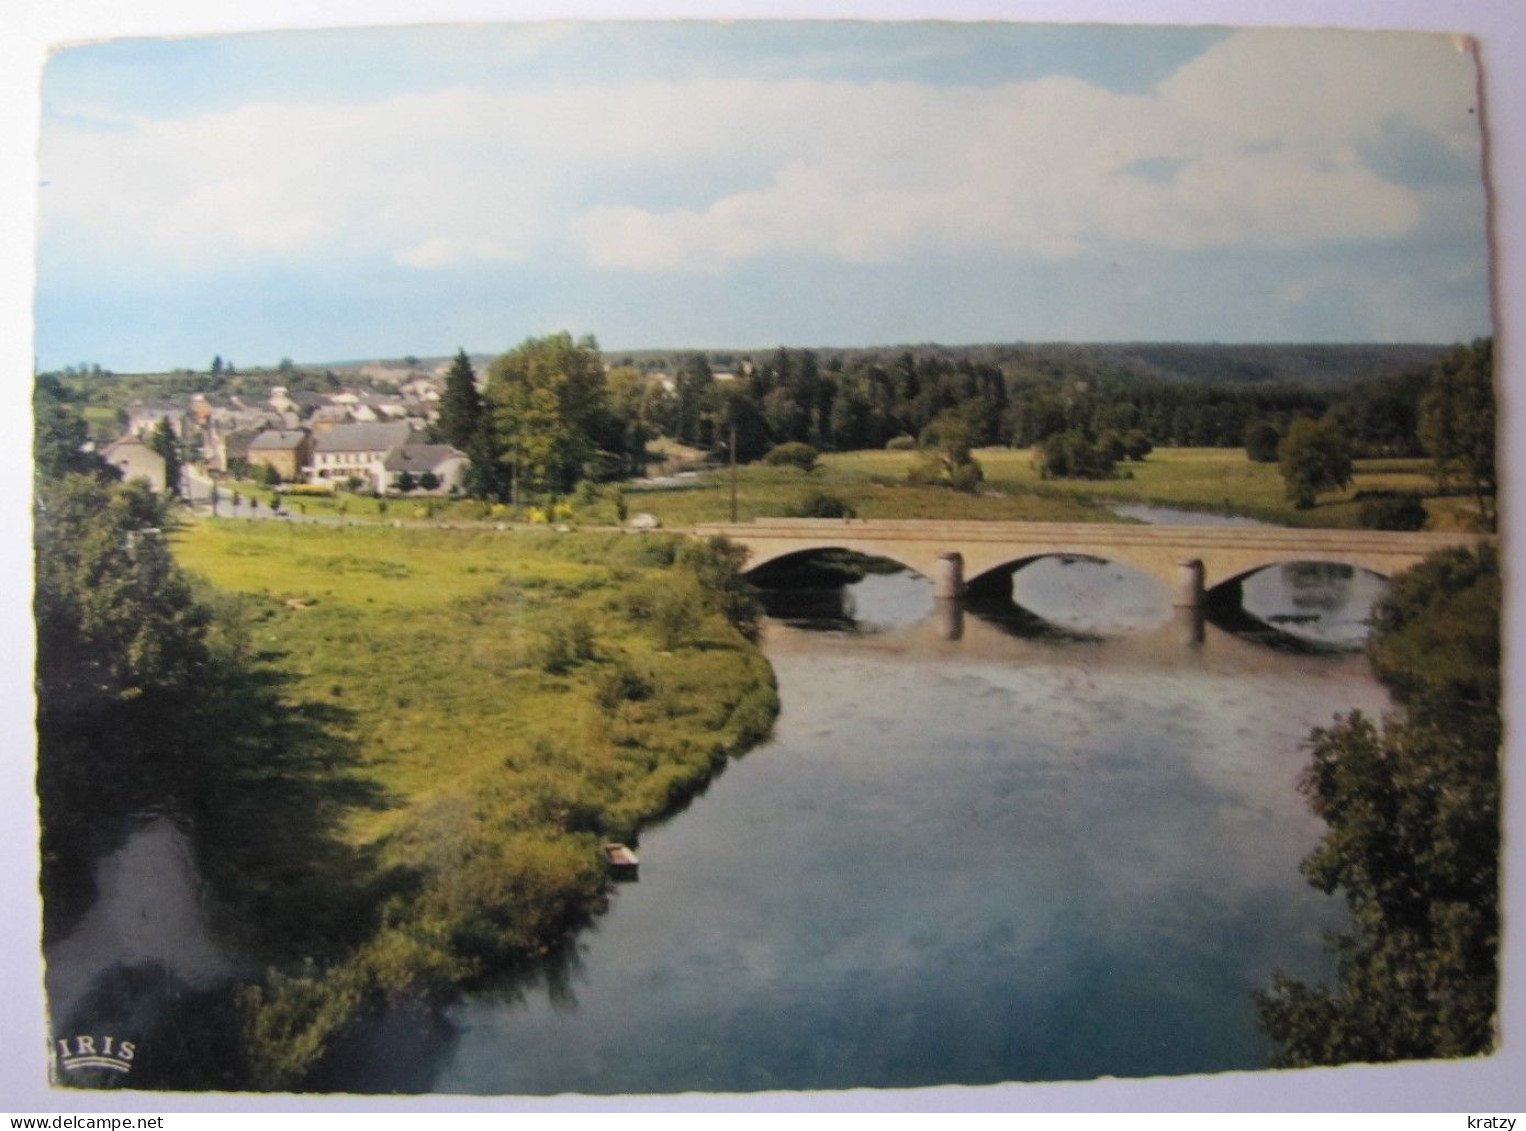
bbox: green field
[621,447,1477,530]
[172,519,777,1085]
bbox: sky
[34,20,1493,372]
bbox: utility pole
[729,423,739,523]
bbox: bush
[1037,430,1116,480]
[537,619,597,673]
[1358,493,1428,531]
[787,490,856,519]
[763,442,819,471]
[885,435,917,451]
[596,663,655,709]
[1122,429,1153,461]
[1245,419,1282,463]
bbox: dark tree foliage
[1244,419,1282,463]
[34,472,214,936]
[463,420,508,502]
[787,490,856,519]
[677,536,762,643]
[675,352,714,448]
[35,475,210,715]
[1257,546,1500,1067]
[1419,338,1495,531]
[149,419,182,496]
[907,411,984,492]
[1278,416,1353,508]
[436,348,483,451]
[1037,429,1116,480]
[1357,493,1428,532]
[762,442,819,471]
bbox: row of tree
[1258,544,1501,1064]
[1262,339,1495,527]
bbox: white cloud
[37,29,1479,279]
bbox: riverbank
[161,520,778,1088]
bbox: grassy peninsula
[170,520,778,1087]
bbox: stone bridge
[691,518,1488,608]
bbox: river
[350,533,1392,1094]
[45,513,1395,1094]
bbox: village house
[382,443,468,493]
[308,404,355,435]
[247,429,315,482]
[310,421,419,492]
[101,434,168,493]
[124,400,187,438]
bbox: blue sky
[35,21,1492,371]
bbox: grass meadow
[172,519,777,1085]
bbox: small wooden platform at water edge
[603,843,639,881]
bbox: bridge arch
[741,541,935,581]
[963,552,1153,598]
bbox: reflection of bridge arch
[696,519,1488,607]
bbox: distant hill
[602,341,1456,389]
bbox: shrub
[596,663,655,710]
[762,442,819,471]
[653,590,702,650]
[1037,430,1115,480]
[787,490,857,519]
[1245,420,1282,463]
[1122,429,1153,461]
[1358,493,1428,531]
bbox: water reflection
[1240,563,1388,649]
[410,559,1391,1095]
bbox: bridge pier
[935,598,964,641]
[1174,605,1206,647]
[1173,558,1205,609]
[933,551,965,600]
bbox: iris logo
[50,1035,136,1075]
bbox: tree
[908,411,984,492]
[395,470,417,493]
[1358,493,1428,532]
[149,419,183,497]
[1121,429,1153,462]
[418,471,440,492]
[486,332,609,502]
[437,349,483,451]
[1278,416,1352,508]
[463,420,506,502]
[1037,429,1116,480]
[1245,419,1282,463]
[34,384,115,482]
[1257,546,1500,1066]
[675,353,715,447]
[35,474,211,715]
[1418,339,1495,531]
